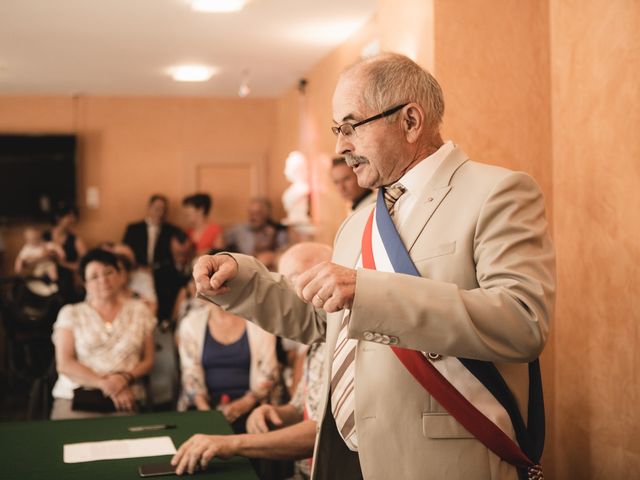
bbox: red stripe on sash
[360,209,533,468]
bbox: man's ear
[402,104,425,143]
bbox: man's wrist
[231,434,246,456]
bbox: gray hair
[250,196,272,213]
[343,52,445,129]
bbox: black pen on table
[128,424,177,432]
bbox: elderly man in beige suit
[173,53,555,480]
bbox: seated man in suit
[123,194,188,320]
[179,53,555,480]
[330,156,375,212]
[224,197,288,271]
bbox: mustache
[344,155,369,167]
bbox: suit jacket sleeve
[347,171,555,363]
[122,224,136,249]
[201,253,327,345]
[123,222,148,266]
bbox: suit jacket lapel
[404,146,469,252]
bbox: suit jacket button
[381,335,391,345]
[373,333,383,343]
[389,337,399,345]
[427,352,442,361]
[363,331,374,341]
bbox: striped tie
[330,183,405,451]
[383,184,406,218]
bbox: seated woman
[101,242,158,316]
[50,249,156,420]
[182,193,224,255]
[177,301,277,433]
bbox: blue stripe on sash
[376,187,544,464]
[375,189,419,277]
[458,358,545,463]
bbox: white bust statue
[282,151,310,225]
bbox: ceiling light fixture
[191,0,247,13]
[288,19,365,46]
[169,65,216,82]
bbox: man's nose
[335,132,353,156]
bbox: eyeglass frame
[331,102,409,137]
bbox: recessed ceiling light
[191,0,247,13]
[287,19,366,46]
[169,65,216,82]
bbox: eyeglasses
[331,103,408,137]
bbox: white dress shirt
[393,141,454,233]
[145,219,160,265]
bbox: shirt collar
[145,218,161,229]
[393,141,455,194]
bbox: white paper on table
[63,436,176,463]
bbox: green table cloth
[0,410,258,480]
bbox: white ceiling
[0,0,377,97]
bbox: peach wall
[269,87,300,222]
[550,0,640,478]
[433,0,553,198]
[378,0,434,69]
[429,0,557,473]
[0,95,278,274]
[273,15,379,245]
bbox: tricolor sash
[360,189,544,480]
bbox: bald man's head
[278,242,332,281]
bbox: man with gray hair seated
[224,197,289,271]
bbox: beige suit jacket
[208,146,556,480]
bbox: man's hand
[171,434,238,475]
[294,261,357,313]
[246,404,283,434]
[192,254,238,297]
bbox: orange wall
[550,0,640,477]
[429,0,557,473]
[378,0,435,69]
[273,15,379,245]
[0,96,278,274]
[433,0,553,199]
